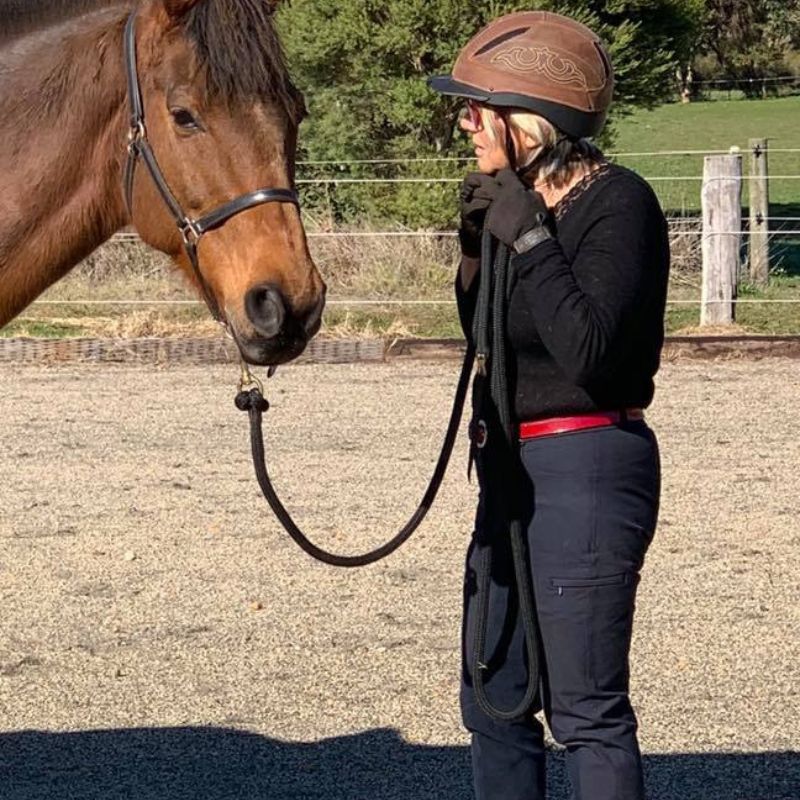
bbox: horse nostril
[245,284,286,339]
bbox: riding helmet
[428,11,614,140]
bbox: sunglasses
[459,99,485,131]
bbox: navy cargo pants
[461,420,661,800]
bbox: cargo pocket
[548,572,639,690]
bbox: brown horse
[0,0,326,365]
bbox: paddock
[1,356,798,799]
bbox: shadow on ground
[0,727,797,799]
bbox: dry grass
[667,218,703,285]
[308,227,457,300]
[321,310,416,340]
[5,222,797,339]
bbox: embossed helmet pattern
[428,11,614,140]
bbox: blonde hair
[479,106,603,188]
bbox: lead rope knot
[235,388,269,414]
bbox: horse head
[126,0,325,365]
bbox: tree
[278,0,704,225]
[699,0,800,95]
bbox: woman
[428,11,669,800]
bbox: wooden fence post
[701,153,742,326]
[748,138,770,287]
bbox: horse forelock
[183,0,299,116]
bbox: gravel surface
[1,358,798,799]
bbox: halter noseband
[123,12,300,325]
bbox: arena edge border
[0,335,798,365]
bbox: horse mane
[1,0,297,112]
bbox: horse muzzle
[234,282,326,365]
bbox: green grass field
[610,96,800,215]
[610,96,800,283]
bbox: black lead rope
[469,231,541,722]
[234,343,474,568]
[236,230,539,721]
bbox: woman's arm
[508,183,669,385]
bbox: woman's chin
[475,155,493,174]
[476,153,509,175]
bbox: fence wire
[15,145,800,327]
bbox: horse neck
[0,4,132,326]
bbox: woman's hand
[459,172,494,258]
[483,169,549,248]
[460,168,550,258]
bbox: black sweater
[456,164,670,421]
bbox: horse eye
[171,108,200,130]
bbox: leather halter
[122,12,300,324]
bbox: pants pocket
[550,573,629,595]
[545,572,639,691]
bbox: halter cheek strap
[123,12,300,325]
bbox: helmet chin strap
[511,133,571,184]
[495,108,571,183]
[503,120,540,181]
[494,108,546,181]
[503,121,519,170]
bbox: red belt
[519,409,644,440]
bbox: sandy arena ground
[1,356,798,799]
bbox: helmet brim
[427,75,491,102]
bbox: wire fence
[677,74,800,102]
[291,176,800,184]
[291,148,800,166]
[284,143,800,247]
[27,224,800,310]
[10,146,799,336]
[105,228,800,242]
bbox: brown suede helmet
[429,11,614,139]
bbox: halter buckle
[179,219,202,248]
[127,120,145,155]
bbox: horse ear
[162,0,203,21]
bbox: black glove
[458,172,495,258]
[483,168,549,249]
